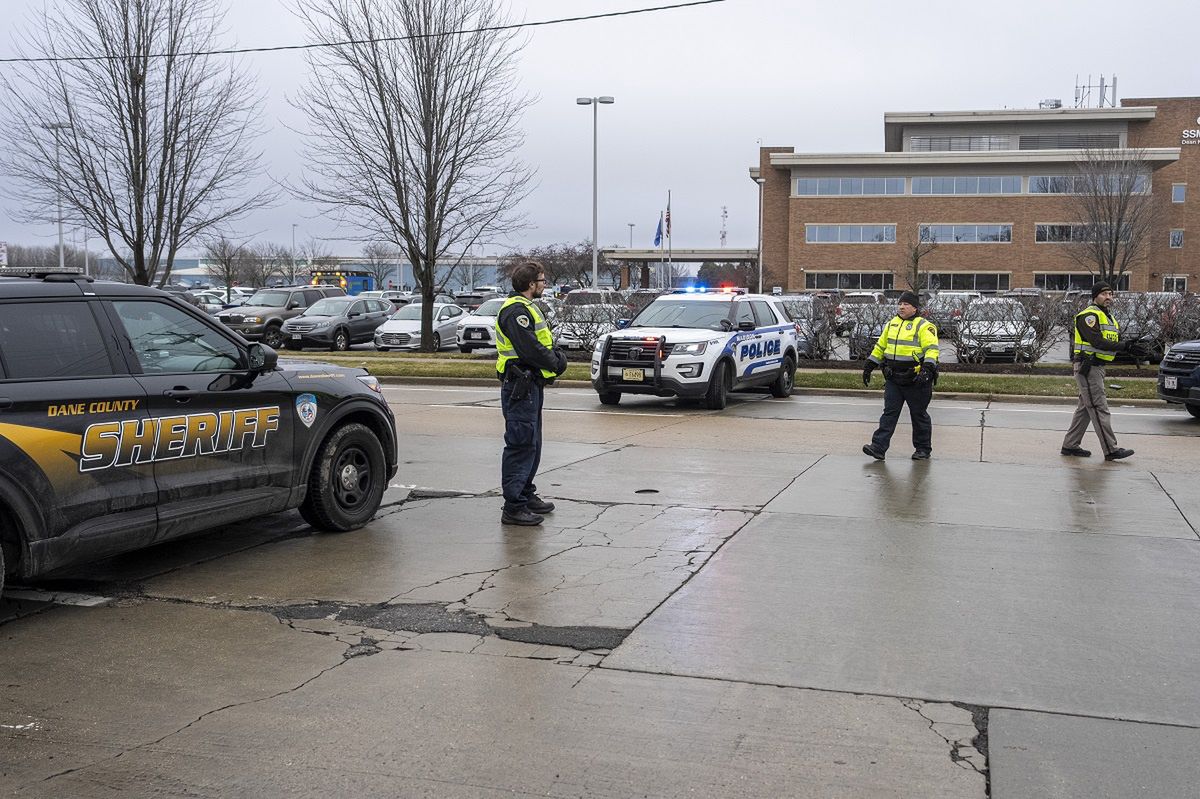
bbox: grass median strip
[283,352,1160,400]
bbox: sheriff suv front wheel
[300,423,388,531]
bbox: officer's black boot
[525,494,555,514]
[501,506,544,526]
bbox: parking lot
[3,385,1199,797]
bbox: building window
[805,224,896,244]
[919,224,1012,243]
[805,272,895,290]
[1030,174,1150,194]
[925,273,1010,292]
[795,177,904,196]
[1173,184,1187,203]
[912,175,1020,195]
[1034,273,1130,292]
[1035,224,1090,243]
[1164,276,1188,292]
[910,135,1012,152]
[1169,230,1184,249]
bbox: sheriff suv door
[0,298,157,554]
[105,297,296,538]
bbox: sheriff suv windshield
[631,299,730,330]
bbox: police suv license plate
[622,368,645,382]
[1164,376,1178,389]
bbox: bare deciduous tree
[5,243,106,276]
[902,232,939,292]
[1060,148,1161,286]
[294,0,533,351]
[502,241,605,289]
[202,236,250,301]
[362,242,402,289]
[0,0,274,287]
[242,243,289,288]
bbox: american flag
[665,200,671,237]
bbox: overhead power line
[0,0,727,64]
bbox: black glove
[1079,357,1093,377]
[1115,340,1131,354]
[918,360,938,386]
[862,362,875,387]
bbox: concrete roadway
[2,384,1199,797]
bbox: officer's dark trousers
[870,378,933,454]
[500,379,544,511]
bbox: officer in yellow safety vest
[1061,282,1135,460]
[861,291,940,460]
[494,261,568,526]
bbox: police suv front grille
[607,341,675,362]
[1161,350,1200,372]
[380,333,411,346]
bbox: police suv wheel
[301,423,387,531]
[704,361,730,410]
[770,355,795,398]
[598,391,621,406]
[263,324,284,349]
[332,329,350,351]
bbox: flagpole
[666,190,673,290]
[658,211,664,289]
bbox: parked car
[779,294,833,359]
[562,289,625,309]
[956,298,1035,362]
[834,291,886,336]
[847,319,886,360]
[407,293,459,305]
[925,291,981,337]
[557,302,624,350]
[1158,340,1200,418]
[191,290,229,315]
[454,288,502,311]
[375,302,466,350]
[281,296,393,351]
[456,297,558,353]
[215,286,345,349]
[622,289,666,314]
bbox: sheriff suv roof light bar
[0,267,90,280]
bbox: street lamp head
[598,96,615,104]
[576,97,593,105]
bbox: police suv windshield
[631,299,731,330]
[305,297,355,316]
[244,290,290,307]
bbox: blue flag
[653,217,663,247]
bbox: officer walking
[1061,282,1135,461]
[495,261,568,526]
[861,291,940,460]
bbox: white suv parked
[590,289,801,409]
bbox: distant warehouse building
[752,96,1199,294]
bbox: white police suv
[589,288,801,409]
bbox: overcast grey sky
[3,0,1198,258]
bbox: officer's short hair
[511,261,544,293]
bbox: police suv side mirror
[738,320,757,331]
[247,342,278,373]
[616,318,631,329]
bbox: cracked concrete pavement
[3,385,1199,797]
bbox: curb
[375,376,1165,407]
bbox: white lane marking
[3,589,113,607]
[426,404,694,418]
[0,722,43,731]
[383,386,495,394]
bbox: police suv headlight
[673,341,708,356]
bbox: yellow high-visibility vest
[869,315,939,370]
[1073,305,1119,363]
[495,295,557,379]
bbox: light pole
[42,122,72,271]
[755,177,766,294]
[291,224,298,283]
[577,95,614,287]
[627,223,635,248]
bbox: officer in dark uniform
[495,262,568,526]
[861,290,940,461]
[1061,282,1135,460]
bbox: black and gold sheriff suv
[0,270,398,595]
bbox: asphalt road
[2,385,1198,797]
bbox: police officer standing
[861,291,940,460]
[495,261,568,525]
[1061,282,1135,460]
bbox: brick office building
[752,97,1199,295]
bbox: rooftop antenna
[1074,74,1117,108]
[720,206,728,247]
